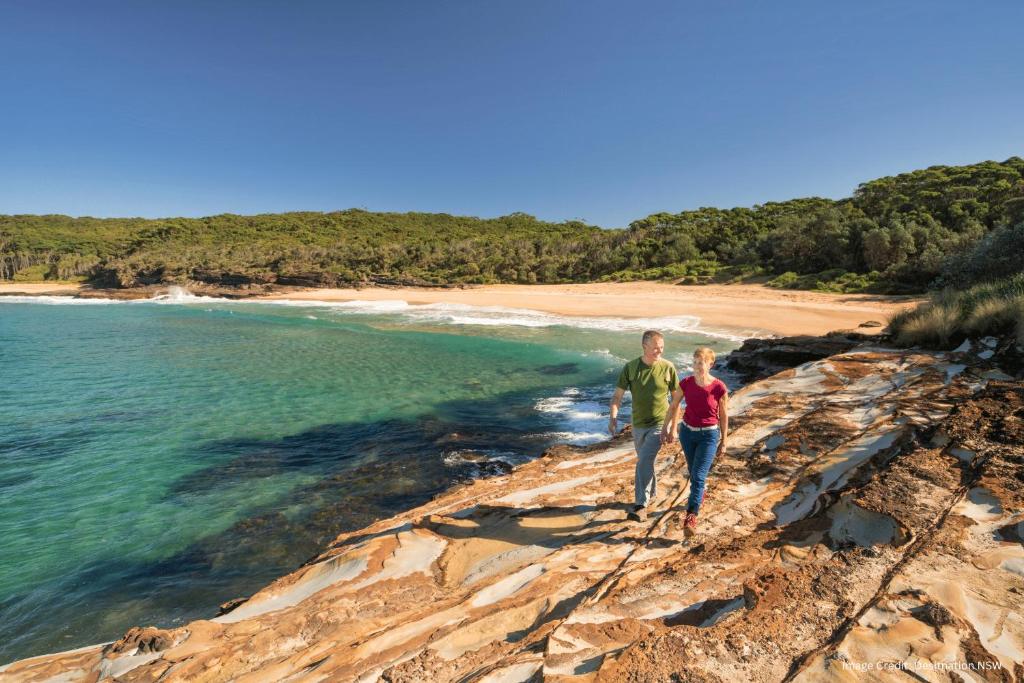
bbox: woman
[661,346,728,536]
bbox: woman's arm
[718,392,729,455]
[661,387,684,443]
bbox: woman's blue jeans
[679,425,720,514]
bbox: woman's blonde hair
[693,346,716,364]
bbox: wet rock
[723,332,872,383]
[537,363,579,375]
[216,597,248,616]
[103,626,175,655]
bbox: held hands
[660,426,676,445]
[717,439,727,456]
[608,417,617,437]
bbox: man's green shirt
[616,357,679,428]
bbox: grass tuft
[888,275,1024,349]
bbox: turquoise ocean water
[0,291,742,663]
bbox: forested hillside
[2,157,1022,293]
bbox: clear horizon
[2,1,1022,228]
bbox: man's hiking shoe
[683,512,698,537]
[627,505,647,522]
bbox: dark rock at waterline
[537,363,579,375]
[103,626,175,655]
[217,597,249,616]
[69,283,273,300]
[190,268,278,287]
[275,272,339,287]
[724,332,874,383]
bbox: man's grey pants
[632,425,662,508]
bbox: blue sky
[2,1,1022,227]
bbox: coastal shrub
[963,295,1024,336]
[713,263,767,284]
[816,270,880,293]
[809,268,849,290]
[598,258,722,283]
[889,273,1024,348]
[11,264,50,281]
[767,271,799,288]
[892,302,961,347]
[886,307,915,336]
[768,267,887,293]
[2,157,1022,293]
[938,221,1024,289]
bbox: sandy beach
[258,282,922,337]
[0,283,82,295]
[0,281,923,337]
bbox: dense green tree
[1,157,1021,293]
[767,207,851,273]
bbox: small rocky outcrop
[724,331,877,383]
[102,627,175,656]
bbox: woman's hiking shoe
[683,512,698,537]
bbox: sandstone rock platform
[3,342,1022,682]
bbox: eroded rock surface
[723,332,873,383]
[3,343,1022,683]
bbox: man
[608,330,679,522]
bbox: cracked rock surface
[3,343,1022,682]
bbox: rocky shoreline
[2,335,1022,682]
[0,281,469,301]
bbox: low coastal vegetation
[888,273,1024,347]
[886,220,1024,349]
[2,157,1022,299]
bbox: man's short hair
[642,330,663,346]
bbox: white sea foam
[443,449,531,479]
[443,449,529,468]
[0,288,233,306]
[149,286,227,304]
[542,430,609,445]
[0,295,129,305]
[3,292,752,340]
[258,299,750,340]
[442,384,623,481]
[535,396,604,422]
[669,354,696,375]
[584,348,626,363]
[533,385,624,446]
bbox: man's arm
[608,387,625,436]
[661,387,684,444]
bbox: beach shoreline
[0,281,922,337]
